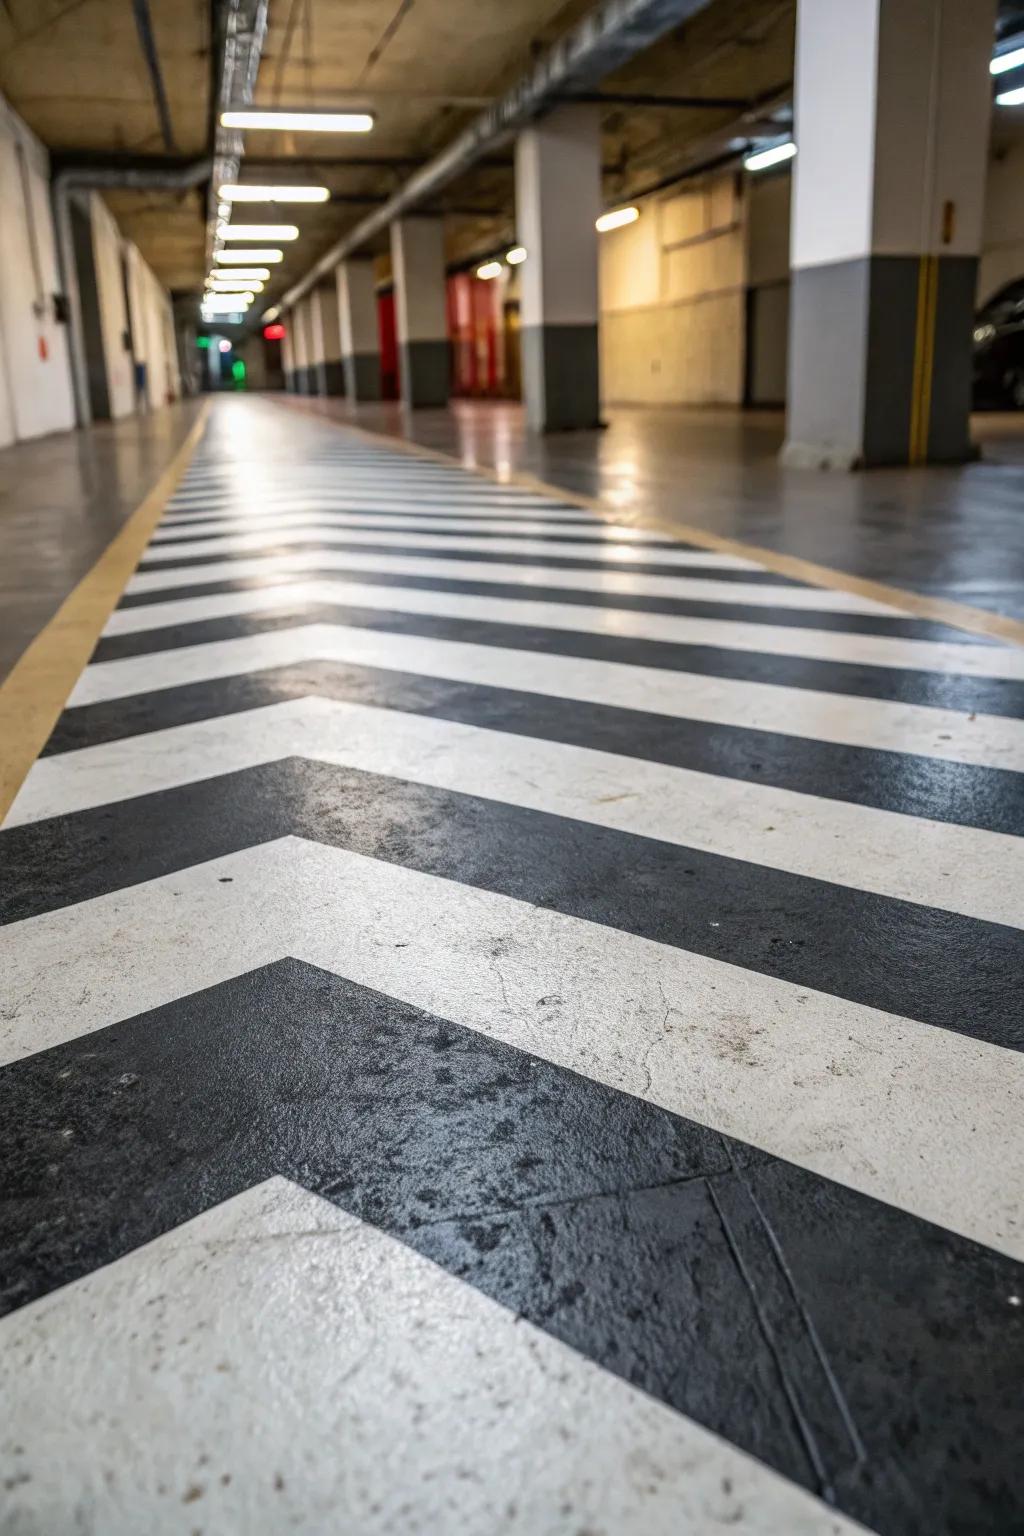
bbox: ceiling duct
[278,0,717,312]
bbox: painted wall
[745,173,791,406]
[0,92,76,445]
[89,194,134,418]
[124,241,181,409]
[979,137,1024,303]
[599,171,746,406]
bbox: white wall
[0,93,76,445]
[979,137,1024,302]
[599,171,746,406]
[124,240,181,408]
[89,194,134,418]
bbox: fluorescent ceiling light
[206,267,270,281]
[996,84,1024,105]
[262,306,281,322]
[201,293,254,309]
[220,110,373,133]
[991,43,1024,74]
[506,246,527,265]
[744,140,796,171]
[208,280,264,292]
[219,184,330,202]
[477,261,502,280]
[215,248,284,263]
[217,201,231,218]
[596,206,639,232]
[219,224,299,241]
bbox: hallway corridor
[2,396,1022,1534]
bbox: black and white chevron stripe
[2,399,1022,1535]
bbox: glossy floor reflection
[0,401,204,683]
[288,395,1024,622]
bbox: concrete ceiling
[0,0,1013,309]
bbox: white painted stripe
[10,697,1019,925]
[110,575,1024,678]
[2,838,1020,1261]
[70,622,1024,771]
[2,1176,866,1535]
[155,513,688,547]
[146,527,765,578]
[162,501,597,524]
[128,555,870,616]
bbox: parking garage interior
[1,2,1023,1532]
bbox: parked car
[972,277,1024,408]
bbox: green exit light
[196,335,211,348]
[232,360,246,382]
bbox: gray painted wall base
[521,324,600,433]
[399,340,450,409]
[321,360,346,397]
[783,254,977,470]
[343,352,382,402]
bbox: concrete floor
[1,395,1023,1533]
[0,400,203,681]
[292,396,1024,621]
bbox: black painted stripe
[136,537,809,584]
[3,758,1020,1046]
[88,606,1024,720]
[2,960,1020,1534]
[43,659,1024,838]
[114,569,996,644]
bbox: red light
[263,323,286,340]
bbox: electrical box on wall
[52,293,71,326]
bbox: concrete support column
[291,298,310,394]
[281,324,295,392]
[515,105,602,433]
[301,294,323,396]
[390,217,449,408]
[311,281,345,395]
[337,260,382,401]
[783,0,997,469]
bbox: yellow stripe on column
[909,255,939,465]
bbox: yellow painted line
[909,256,938,466]
[274,395,1024,648]
[0,402,209,824]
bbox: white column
[390,217,449,409]
[515,104,602,432]
[337,260,381,401]
[311,282,344,395]
[280,324,295,391]
[783,0,997,469]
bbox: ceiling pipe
[276,0,717,313]
[205,0,269,269]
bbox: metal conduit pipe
[277,0,716,313]
[205,0,269,269]
[52,158,212,429]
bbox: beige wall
[599,172,746,406]
[125,241,180,409]
[979,136,1024,303]
[90,194,180,418]
[0,93,76,445]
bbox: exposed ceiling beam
[131,0,178,153]
[277,0,718,312]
